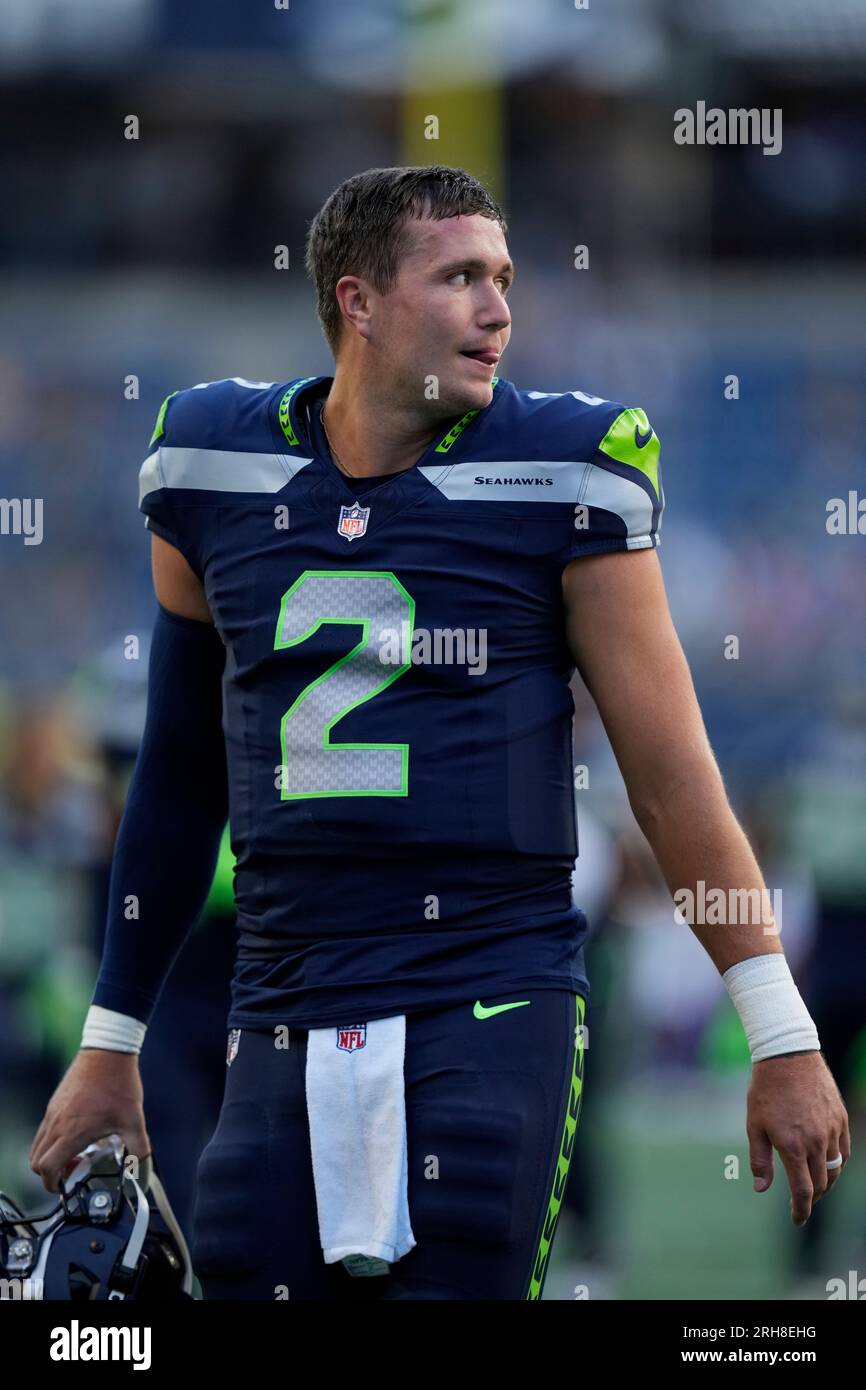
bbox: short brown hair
[305,165,507,358]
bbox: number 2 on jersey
[273,569,415,799]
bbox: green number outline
[273,568,415,800]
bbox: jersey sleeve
[138,388,214,579]
[138,391,181,547]
[560,404,664,566]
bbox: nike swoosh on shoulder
[634,424,654,448]
[473,1000,531,1019]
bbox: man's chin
[443,364,497,414]
[403,360,496,421]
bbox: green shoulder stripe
[597,407,660,497]
[149,391,180,447]
[277,377,318,448]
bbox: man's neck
[320,374,448,479]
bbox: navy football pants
[191,989,586,1300]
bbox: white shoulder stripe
[524,389,609,405]
[187,377,276,391]
[418,459,655,538]
[139,451,162,504]
[419,459,586,502]
[138,447,313,504]
[579,462,656,539]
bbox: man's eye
[450,271,511,292]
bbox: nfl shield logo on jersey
[337,502,370,541]
[336,1023,367,1052]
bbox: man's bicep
[562,548,722,819]
[151,532,213,623]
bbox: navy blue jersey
[138,374,663,1027]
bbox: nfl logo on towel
[337,502,370,541]
[337,1023,367,1052]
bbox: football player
[30,165,849,1300]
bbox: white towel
[305,1014,416,1274]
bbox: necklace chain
[320,403,355,479]
[320,400,443,482]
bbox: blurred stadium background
[1,0,864,1300]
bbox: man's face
[366,212,513,415]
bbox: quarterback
[30,165,849,1300]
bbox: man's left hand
[747,1051,851,1225]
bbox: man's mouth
[460,349,499,366]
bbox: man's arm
[30,537,227,1190]
[85,536,228,1027]
[562,547,850,1221]
[151,531,213,622]
[562,546,774,974]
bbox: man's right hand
[29,1049,151,1194]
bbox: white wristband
[81,1005,147,1056]
[722,953,820,1063]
